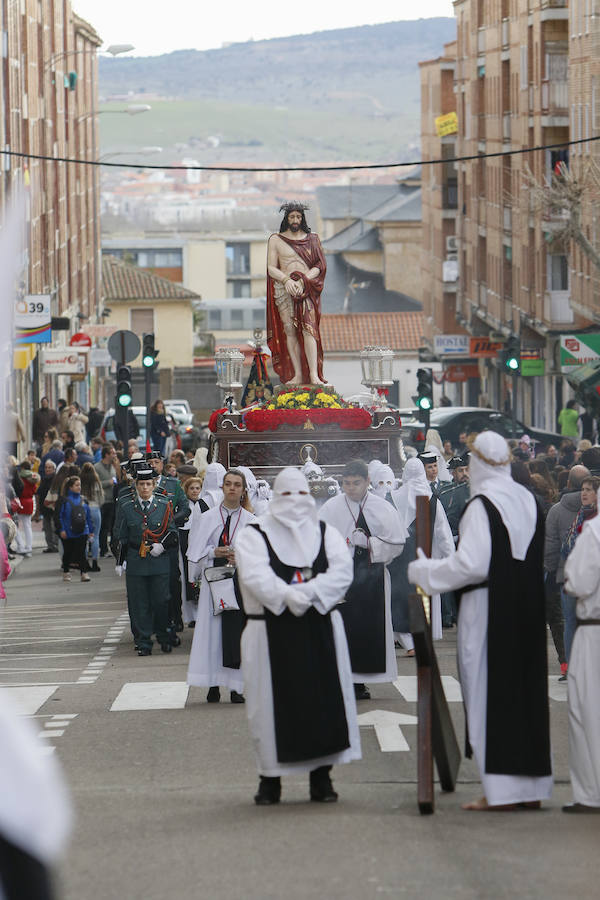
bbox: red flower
[208,407,228,433]
[243,407,372,432]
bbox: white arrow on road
[357,709,418,752]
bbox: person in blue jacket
[58,475,94,583]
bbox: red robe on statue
[266,232,327,385]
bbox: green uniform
[437,480,470,539]
[118,492,178,650]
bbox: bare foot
[309,376,328,386]
[404,649,415,658]
[462,797,540,811]
[462,796,489,811]
[286,377,303,387]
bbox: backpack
[67,499,87,535]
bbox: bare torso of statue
[266,204,327,386]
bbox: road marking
[357,710,418,752]
[392,675,463,703]
[0,667,81,674]
[0,685,58,714]
[0,636,109,644]
[0,653,90,659]
[111,682,190,711]
[40,729,65,738]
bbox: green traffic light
[506,357,519,371]
[142,354,154,368]
[117,393,132,407]
[418,397,432,411]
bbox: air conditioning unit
[446,235,459,253]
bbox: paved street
[1,538,598,900]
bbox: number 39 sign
[15,294,52,344]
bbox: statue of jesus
[266,202,327,386]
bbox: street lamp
[44,43,135,71]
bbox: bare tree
[517,159,600,272]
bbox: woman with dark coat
[149,400,170,455]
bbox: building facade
[2,2,102,428]
[421,0,596,429]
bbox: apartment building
[421,0,595,428]
[2,2,102,418]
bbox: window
[130,308,154,335]
[252,308,265,328]
[137,250,182,268]
[207,310,222,330]
[225,243,250,275]
[227,280,251,299]
[230,309,244,328]
[549,254,569,291]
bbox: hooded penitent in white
[199,462,226,509]
[408,431,553,807]
[236,468,361,777]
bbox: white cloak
[408,497,553,806]
[564,516,600,807]
[236,521,361,776]
[178,498,206,625]
[186,505,257,691]
[319,492,406,683]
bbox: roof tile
[321,312,424,352]
[102,255,200,302]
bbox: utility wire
[0,135,597,173]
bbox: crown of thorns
[279,201,310,213]
[466,434,512,467]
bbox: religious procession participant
[235,468,360,805]
[116,466,179,657]
[199,462,226,509]
[237,466,270,516]
[368,461,397,502]
[390,458,454,652]
[562,512,600,813]
[408,432,553,810]
[147,450,190,638]
[320,458,406,701]
[436,453,470,629]
[178,477,208,629]
[186,469,256,703]
[418,447,451,493]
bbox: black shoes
[188,621,196,628]
[254,776,281,806]
[207,686,221,703]
[230,691,245,704]
[137,648,152,657]
[354,683,371,701]
[160,643,172,653]
[43,547,58,553]
[310,766,338,803]
[91,561,101,572]
[562,802,600,814]
[168,635,182,647]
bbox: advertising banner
[15,294,51,344]
[433,335,470,357]
[560,333,600,372]
[41,349,87,375]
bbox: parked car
[164,399,192,416]
[398,407,563,454]
[100,407,147,445]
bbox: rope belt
[576,618,600,627]
[246,614,265,620]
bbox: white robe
[408,496,553,806]
[319,492,406,683]
[564,516,600,807]
[236,521,361,776]
[178,499,205,625]
[186,505,257,692]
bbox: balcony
[541,0,568,20]
[544,290,574,324]
[443,181,458,210]
[541,79,568,114]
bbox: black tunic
[214,513,246,669]
[248,522,350,764]
[460,495,552,777]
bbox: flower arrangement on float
[243,386,372,432]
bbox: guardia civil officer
[147,451,190,639]
[116,466,179,656]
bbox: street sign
[69,331,92,347]
[107,329,141,364]
[433,335,469,358]
[41,349,87,374]
[435,112,458,137]
[560,333,600,372]
[14,294,52,344]
[89,347,112,367]
[521,358,546,376]
[469,337,503,357]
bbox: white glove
[352,529,369,549]
[285,587,312,617]
[407,547,429,588]
[150,543,165,557]
[115,565,123,577]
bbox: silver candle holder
[215,347,245,412]
[360,346,394,408]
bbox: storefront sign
[433,335,470,357]
[444,364,480,383]
[521,359,546,376]
[41,349,87,375]
[89,347,112,367]
[435,112,458,137]
[469,337,503,358]
[560,333,600,372]
[15,294,52,344]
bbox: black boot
[310,766,338,803]
[91,561,100,572]
[354,683,371,700]
[207,686,221,703]
[254,776,281,806]
[230,690,245,704]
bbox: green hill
[98,19,456,164]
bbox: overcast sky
[73,1,455,56]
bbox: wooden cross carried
[408,495,461,814]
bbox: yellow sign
[435,112,458,137]
[13,344,36,370]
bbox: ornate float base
[210,409,404,478]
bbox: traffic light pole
[511,371,517,438]
[145,367,152,449]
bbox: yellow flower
[316,392,330,402]
[299,405,309,410]
[296,393,310,402]
[331,402,342,409]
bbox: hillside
[98,18,456,164]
